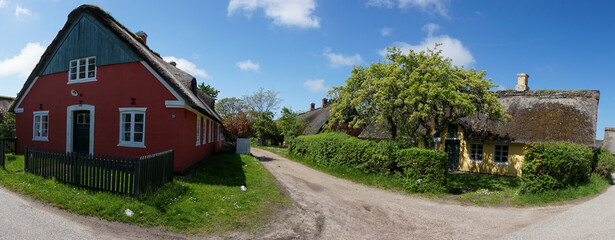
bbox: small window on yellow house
[494,144,509,164]
[469,143,483,162]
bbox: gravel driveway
[251,148,573,240]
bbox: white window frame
[468,143,483,163]
[196,116,201,146]
[118,108,146,148]
[33,111,49,141]
[493,144,509,165]
[209,120,213,143]
[68,56,97,84]
[202,118,206,145]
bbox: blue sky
[0,0,613,139]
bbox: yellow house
[442,73,600,176]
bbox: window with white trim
[69,57,96,83]
[494,144,509,164]
[469,143,483,162]
[33,111,49,141]
[118,108,145,147]
[202,118,206,145]
[209,120,213,143]
[196,116,201,145]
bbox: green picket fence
[24,147,174,196]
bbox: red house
[9,5,224,172]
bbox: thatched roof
[298,107,330,135]
[9,5,221,123]
[460,90,600,145]
[0,96,13,111]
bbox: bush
[520,141,593,193]
[594,148,615,183]
[289,132,447,192]
[395,148,448,193]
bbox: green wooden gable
[40,13,141,76]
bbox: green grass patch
[0,153,288,234]
[255,145,610,206]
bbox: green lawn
[255,145,610,206]
[0,152,289,235]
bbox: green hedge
[521,141,593,193]
[289,132,447,192]
[594,148,615,183]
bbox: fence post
[24,147,29,172]
[0,141,5,170]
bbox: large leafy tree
[242,87,282,115]
[221,110,253,145]
[216,97,246,119]
[0,107,15,138]
[252,111,281,145]
[276,107,307,141]
[198,82,220,100]
[328,46,507,147]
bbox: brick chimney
[322,98,328,108]
[515,73,529,91]
[135,31,148,44]
[310,103,315,111]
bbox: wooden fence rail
[24,147,174,196]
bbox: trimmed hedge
[520,141,593,193]
[289,132,447,192]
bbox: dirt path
[251,148,572,240]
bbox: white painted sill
[117,142,146,148]
[67,78,97,84]
[32,137,49,142]
[492,162,509,166]
[468,160,483,164]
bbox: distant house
[298,98,362,137]
[0,96,13,111]
[346,73,600,176]
[599,128,615,154]
[9,5,224,172]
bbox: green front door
[445,140,460,170]
[73,111,90,154]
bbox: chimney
[322,98,328,108]
[135,31,148,44]
[169,61,177,67]
[515,73,530,91]
[603,128,615,153]
[310,103,315,111]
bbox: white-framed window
[209,120,213,143]
[33,111,49,141]
[202,118,206,145]
[69,56,96,83]
[469,143,483,163]
[118,108,146,148]
[196,116,201,146]
[494,144,509,165]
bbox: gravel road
[251,147,573,240]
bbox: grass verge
[255,145,610,206]
[0,152,288,234]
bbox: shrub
[520,141,593,193]
[395,148,448,193]
[594,148,615,183]
[289,132,447,192]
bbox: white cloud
[236,59,260,71]
[366,0,449,17]
[0,42,45,79]
[228,0,320,28]
[15,5,33,20]
[162,56,211,79]
[379,24,475,67]
[380,27,393,37]
[324,48,363,68]
[422,23,440,36]
[303,79,327,92]
[0,0,7,8]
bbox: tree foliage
[216,97,246,119]
[221,110,253,145]
[197,82,220,100]
[243,87,282,115]
[253,112,281,145]
[328,46,507,147]
[276,107,307,141]
[0,107,15,137]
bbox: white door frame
[66,104,95,154]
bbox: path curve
[251,147,571,239]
